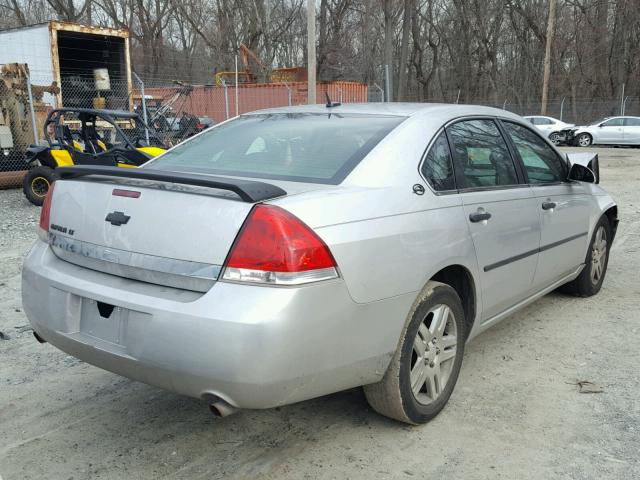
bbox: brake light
[196,122,205,129]
[222,204,338,285]
[113,188,141,198]
[38,182,55,240]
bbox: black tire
[364,281,467,424]
[561,216,611,297]
[23,166,58,206]
[576,133,593,147]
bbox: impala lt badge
[105,211,131,226]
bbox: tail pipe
[202,393,238,417]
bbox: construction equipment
[213,44,307,86]
[0,63,59,173]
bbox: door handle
[542,201,557,210]
[469,211,492,223]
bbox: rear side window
[502,122,567,184]
[447,119,519,188]
[421,132,456,191]
[146,113,405,184]
[624,118,640,126]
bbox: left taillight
[221,204,339,286]
[38,182,55,240]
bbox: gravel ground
[1,147,639,480]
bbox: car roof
[242,102,523,121]
[52,108,140,119]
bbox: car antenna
[325,92,341,108]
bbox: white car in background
[524,115,575,145]
[568,116,640,147]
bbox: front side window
[146,113,405,184]
[602,118,624,127]
[447,119,519,188]
[421,131,456,191]
[503,122,567,184]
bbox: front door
[500,121,591,288]
[597,118,625,143]
[447,119,540,321]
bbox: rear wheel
[364,281,466,424]
[23,166,57,206]
[561,216,611,297]
[576,133,593,147]
[549,132,562,145]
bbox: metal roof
[243,102,522,120]
[51,108,139,119]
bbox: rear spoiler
[56,165,287,203]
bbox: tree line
[1,0,638,111]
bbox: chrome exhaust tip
[209,401,238,417]
[202,393,238,417]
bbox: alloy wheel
[590,225,608,285]
[549,133,561,145]
[578,134,592,147]
[410,304,458,405]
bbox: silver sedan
[571,116,640,146]
[22,104,618,424]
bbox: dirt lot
[1,147,639,480]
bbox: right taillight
[222,204,338,285]
[38,182,55,241]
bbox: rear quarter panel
[273,109,483,309]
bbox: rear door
[500,121,591,289]
[623,117,640,144]
[447,118,540,320]
[536,117,554,135]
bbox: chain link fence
[2,63,638,191]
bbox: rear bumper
[22,240,412,409]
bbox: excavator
[214,44,306,86]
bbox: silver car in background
[22,104,618,424]
[523,115,575,145]
[568,116,640,147]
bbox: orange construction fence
[143,81,368,123]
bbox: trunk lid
[48,179,255,291]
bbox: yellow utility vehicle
[23,108,167,205]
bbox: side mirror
[598,123,605,127]
[566,152,599,184]
[568,163,596,183]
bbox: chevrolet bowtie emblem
[105,211,131,226]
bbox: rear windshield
[145,113,405,184]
